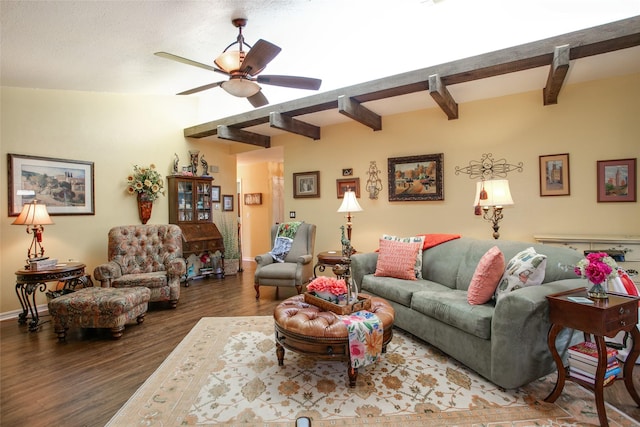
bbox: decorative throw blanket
[269,221,303,262]
[341,311,383,368]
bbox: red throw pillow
[417,233,461,250]
[467,246,505,305]
[374,239,421,280]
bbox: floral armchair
[93,224,186,308]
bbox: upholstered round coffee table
[273,294,395,387]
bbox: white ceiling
[2,0,640,165]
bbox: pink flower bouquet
[307,276,348,303]
[574,252,618,285]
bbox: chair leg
[254,283,260,299]
[295,285,302,294]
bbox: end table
[544,288,640,427]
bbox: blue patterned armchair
[93,224,186,308]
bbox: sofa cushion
[467,246,505,305]
[360,275,448,307]
[495,247,547,302]
[374,239,421,280]
[412,289,494,340]
[382,234,425,278]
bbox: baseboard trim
[0,304,49,322]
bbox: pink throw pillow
[374,239,421,280]
[467,246,505,305]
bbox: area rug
[107,316,638,426]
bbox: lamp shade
[337,190,363,213]
[214,50,243,73]
[220,79,261,97]
[473,180,514,207]
[12,201,54,226]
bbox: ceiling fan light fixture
[214,50,244,73]
[221,79,261,97]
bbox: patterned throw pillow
[494,247,547,302]
[374,239,421,280]
[381,234,426,278]
[467,246,505,305]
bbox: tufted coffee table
[273,294,395,387]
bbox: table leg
[594,335,609,427]
[624,326,640,406]
[545,323,566,403]
[276,341,285,366]
[15,282,46,331]
[347,365,358,387]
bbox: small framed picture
[539,153,570,196]
[597,158,636,202]
[211,185,221,202]
[336,178,360,198]
[342,168,353,176]
[222,194,234,211]
[244,193,262,205]
[293,171,320,198]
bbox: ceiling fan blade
[240,39,281,75]
[177,81,224,95]
[257,75,322,90]
[248,91,269,108]
[155,52,229,76]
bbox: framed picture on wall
[222,194,234,211]
[244,193,262,205]
[336,178,360,198]
[597,158,636,202]
[539,153,570,196]
[387,153,444,201]
[8,153,95,215]
[211,185,221,202]
[293,171,320,198]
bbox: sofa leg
[254,284,260,299]
[169,300,178,309]
[55,326,68,342]
[110,326,125,339]
[136,313,145,324]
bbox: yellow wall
[0,87,237,314]
[277,73,640,255]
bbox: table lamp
[337,189,363,242]
[12,200,54,261]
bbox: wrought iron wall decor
[455,153,523,180]
[365,161,383,199]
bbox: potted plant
[215,212,240,276]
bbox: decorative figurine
[173,153,179,175]
[189,150,199,176]
[200,155,209,176]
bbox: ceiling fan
[155,18,322,108]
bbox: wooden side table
[15,262,86,332]
[544,288,640,426]
[314,251,347,277]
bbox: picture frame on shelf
[211,185,221,202]
[293,171,320,198]
[244,193,262,205]
[222,194,234,211]
[539,153,570,196]
[8,153,95,216]
[336,178,360,198]
[597,158,636,202]
[387,153,444,201]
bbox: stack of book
[568,341,621,385]
[29,257,58,271]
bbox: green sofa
[350,237,584,389]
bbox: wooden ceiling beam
[269,112,321,140]
[184,17,640,139]
[337,95,382,131]
[543,44,570,105]
[429,74,458,120]
[216,126,270,148]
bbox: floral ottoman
[47,286,150,341]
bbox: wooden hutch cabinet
[167,175,224,279]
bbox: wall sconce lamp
[337,189,363,242]
[473,179,514,239]
[365,161,383,199]
[12,200,54,261]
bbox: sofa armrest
[490,278,584,389]
[255,253,275,267]
[93,262,123,287]
[350,253,379,291]
[166,257,186,277]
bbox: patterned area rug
[107,316,638,426]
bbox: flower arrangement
[126,164,165,202]
[307,276,348,303]
[574,252,618,285]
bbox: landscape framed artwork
[539,153,570,196]
[293,171,320,198]
[597,158,636,202]
[222,194,234,211]
[387,153,444,201]
[336,178,360,198]
[211,185,221,202]
[244,193,262,205]
[8,153,95,216]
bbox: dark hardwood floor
[1,261,639,426]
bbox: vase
[587,280,608,299]
[137,193,153,224]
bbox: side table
[314,251,348,278]
[544,288,640,427]
[15,262,86,331]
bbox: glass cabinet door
[196,181,211,222]
[177,181,193,222]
